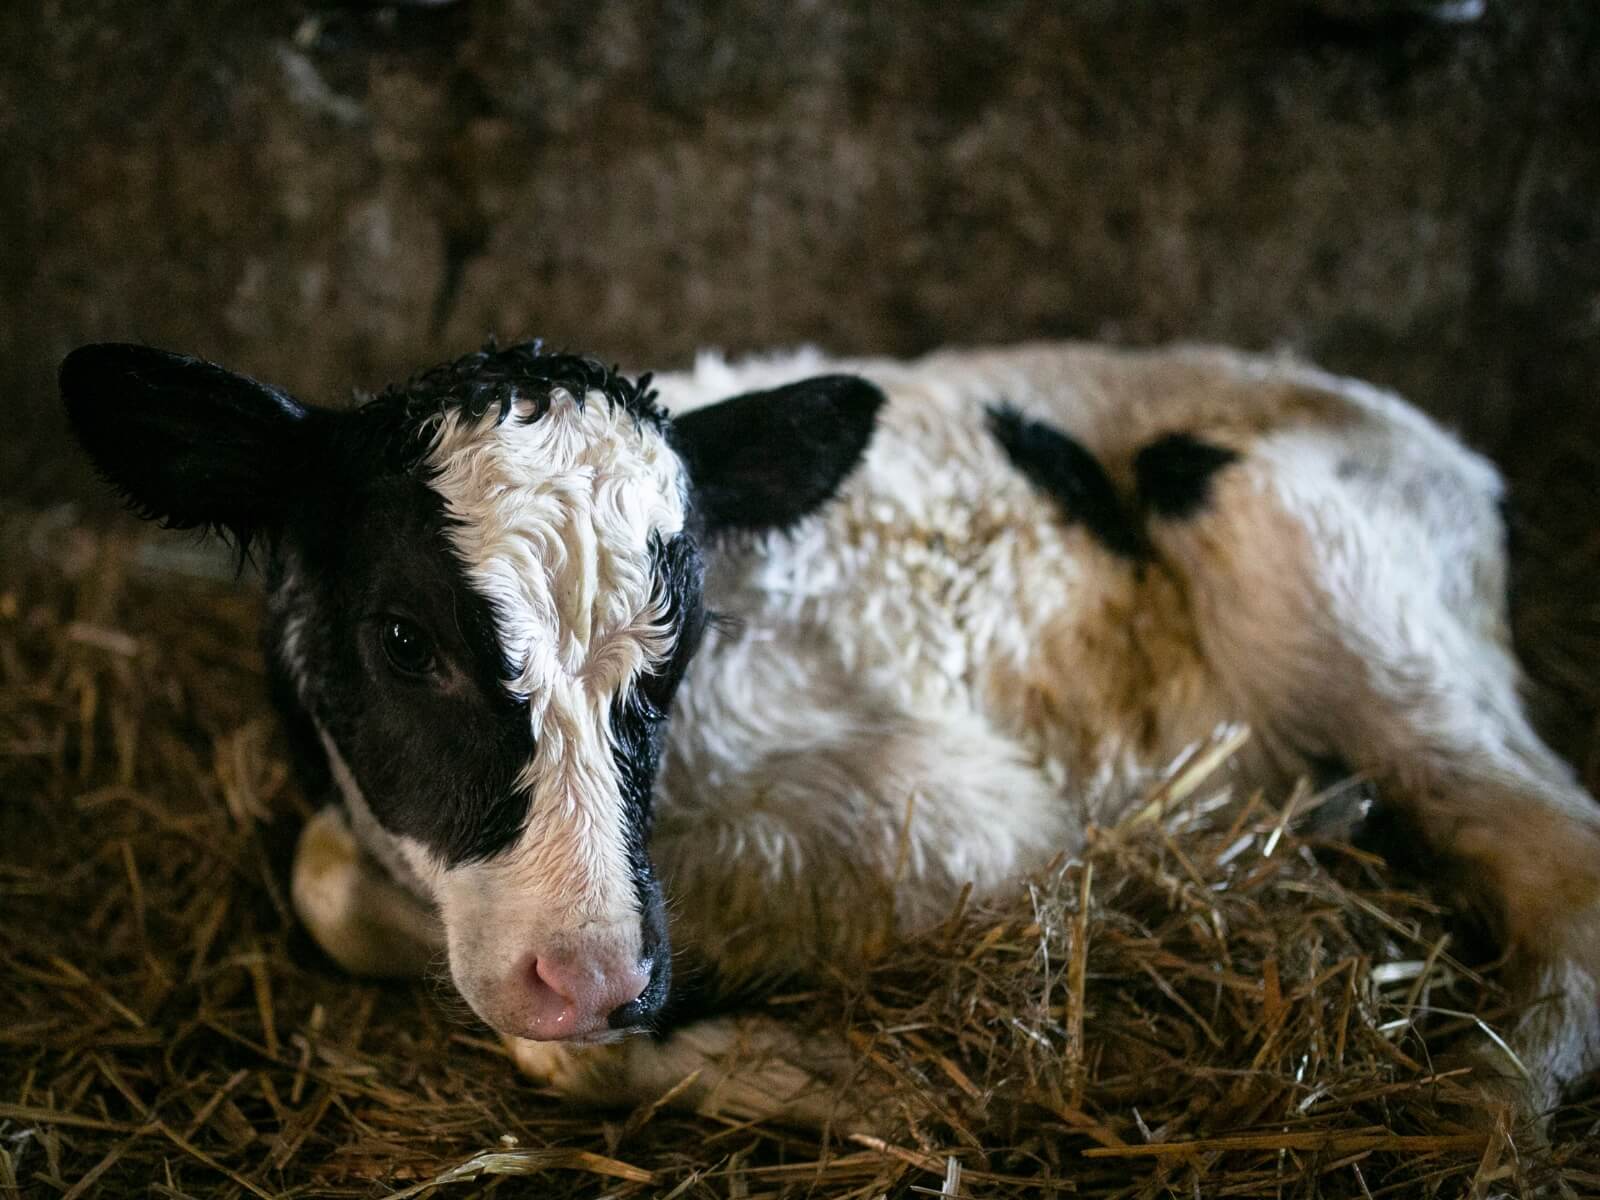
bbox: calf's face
[62,343,881,1042]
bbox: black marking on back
[986,403,1146,560]
[1133,433,1240,519]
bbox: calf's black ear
[671,374,884,536]
[61,343,321,551]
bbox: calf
[62,339,1600,1124]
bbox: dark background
[4,0,1597,510]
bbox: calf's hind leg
[1146,423,1600,1113]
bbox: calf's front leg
[505,1017,888,1132]
[291,805,443,978]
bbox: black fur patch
[672,374,884,537]
[265,474,537,868]
[1133,432,1240,520]
[603,533,708,1030]
[60,342,328,559]
[986,403,1146,560]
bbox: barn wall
[4,0,1597,502]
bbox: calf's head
[61,342,881,1042]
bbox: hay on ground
[2,497,1598,1199]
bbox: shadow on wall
[3,0,1597,505]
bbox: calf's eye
[380,617,436,677]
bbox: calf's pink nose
[518,954,651,1041]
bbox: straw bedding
[3,439,1599,1198]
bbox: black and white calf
[62,340,1600,1123]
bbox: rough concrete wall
[4,0,1597,503]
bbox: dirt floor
[2,402,1598,1196]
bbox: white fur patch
[422,387,687,1000]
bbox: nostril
[529,956,578,1006]
[515,956,580,1038]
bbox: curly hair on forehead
[347,338,670,472]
